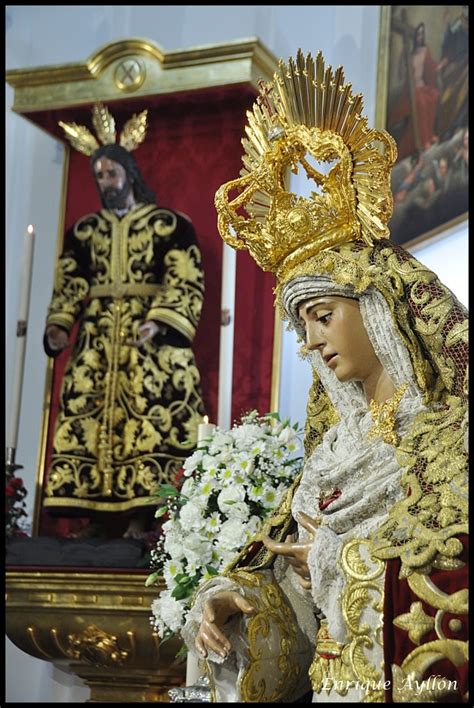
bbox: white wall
[5,4,467,702]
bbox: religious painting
[376,5,468,246]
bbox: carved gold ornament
[214,49,397,284]
[59,102,148,156]
[114,57,146,92]
[67,624,129,666]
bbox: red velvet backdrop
[24,85,276,536]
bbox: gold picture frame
[375,5,468,248]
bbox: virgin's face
[298,295,383,383]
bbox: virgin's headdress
[58,103,148,156]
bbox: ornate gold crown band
[214,50,397,281]
[59,103,148,156]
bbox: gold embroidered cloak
[43,203,205,513]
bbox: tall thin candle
[7,224,35,450]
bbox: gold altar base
[6,569,185,702]
[71,664,184,703]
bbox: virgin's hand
[45,324,70,352]
[262,511,320,589]
[195,591,255,659]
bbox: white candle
[217,243,236,429]
[185,652,203,686]
[197,415,216,444]
[7,225,35,450]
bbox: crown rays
[238,49,397,244]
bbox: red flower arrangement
[5,473,29,539]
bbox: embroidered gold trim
[406,573,468,615]
[146,307,195,340]
[309,539,385,702]
[89,283,163,299]
[223,570,312,702]
[391,555,468,702]
[391,639,467,702]
[393,602,436,646]
[45,314,76,331]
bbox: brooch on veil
[367,383,408,446]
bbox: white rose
[182,534,213,568]
[208,431,233,451]
[209,446,233,464]
[163,526,186,560]
[150,598,167,636]
[225,500,250,521]
[216,517,247,551]
[159,592,187,633]
[217,485,245,515]
[183,449,204,476]
[179,502,205,532]
[180,478,195,497]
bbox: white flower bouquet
[147,410,303,641]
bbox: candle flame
[27,225,34,234]
[203,415,209,424]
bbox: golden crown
[215,50,397,282]
[59,103,148,156]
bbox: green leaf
[171,584,194,600]
[205,565,219,576]
[175,643,188,660]
[154,505,168,518]
[175,573,193,586]
[145,571,161,587]
[156,484,180,498]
